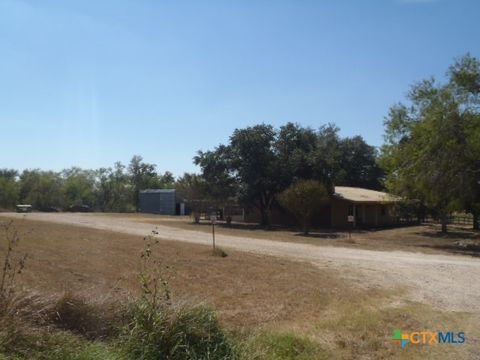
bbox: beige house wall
[245,198,397,228]
[330,198,350,227]
[330,199,397,228]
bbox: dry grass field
[0,215,479,359]
[4,217,355,328]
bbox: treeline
[0,156,174,212]
[1,124,382,222]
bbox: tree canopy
[195,122,383,226]
[380,54,480,231]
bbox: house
[244,186,399,228]
[139,189,187,215]
[331,186,399,228]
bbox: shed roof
[140,189,176,194]
[333,186,399,203]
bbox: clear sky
[1,0,479,176]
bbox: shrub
[0,294,123,360]
[122,302,236,360]
[211,247,228,258]
[277,180,330,235]
[51,292,123,340]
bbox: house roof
[333,186,399,203]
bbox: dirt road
[3,212,480,311]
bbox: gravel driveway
[3,212,480,312]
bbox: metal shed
[139,189,185,215]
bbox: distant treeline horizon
[0,121,384,215]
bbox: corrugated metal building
[139,189,186,215]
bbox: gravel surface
[3,212,480,311]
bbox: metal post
[353,205,356,228]
[212,221,216,250]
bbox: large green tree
[225,124,280,226]
[194,145,236,205]
[336,136,383,190]
[196,124,281,226]
[128,155,163,211]
[275,123,318,185]
[449,55,480,229]
[309,124,341,192]
[380,54,480,232]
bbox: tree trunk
[473,212,479,231]
[193,211,200,224]
[440,213,448,233]
[301,216,310,235]
[260,209,270,227]
[302,224,309,235]
[259,191,273,228]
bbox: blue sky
[1,0,479,176]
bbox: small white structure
[16,204,32,213]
